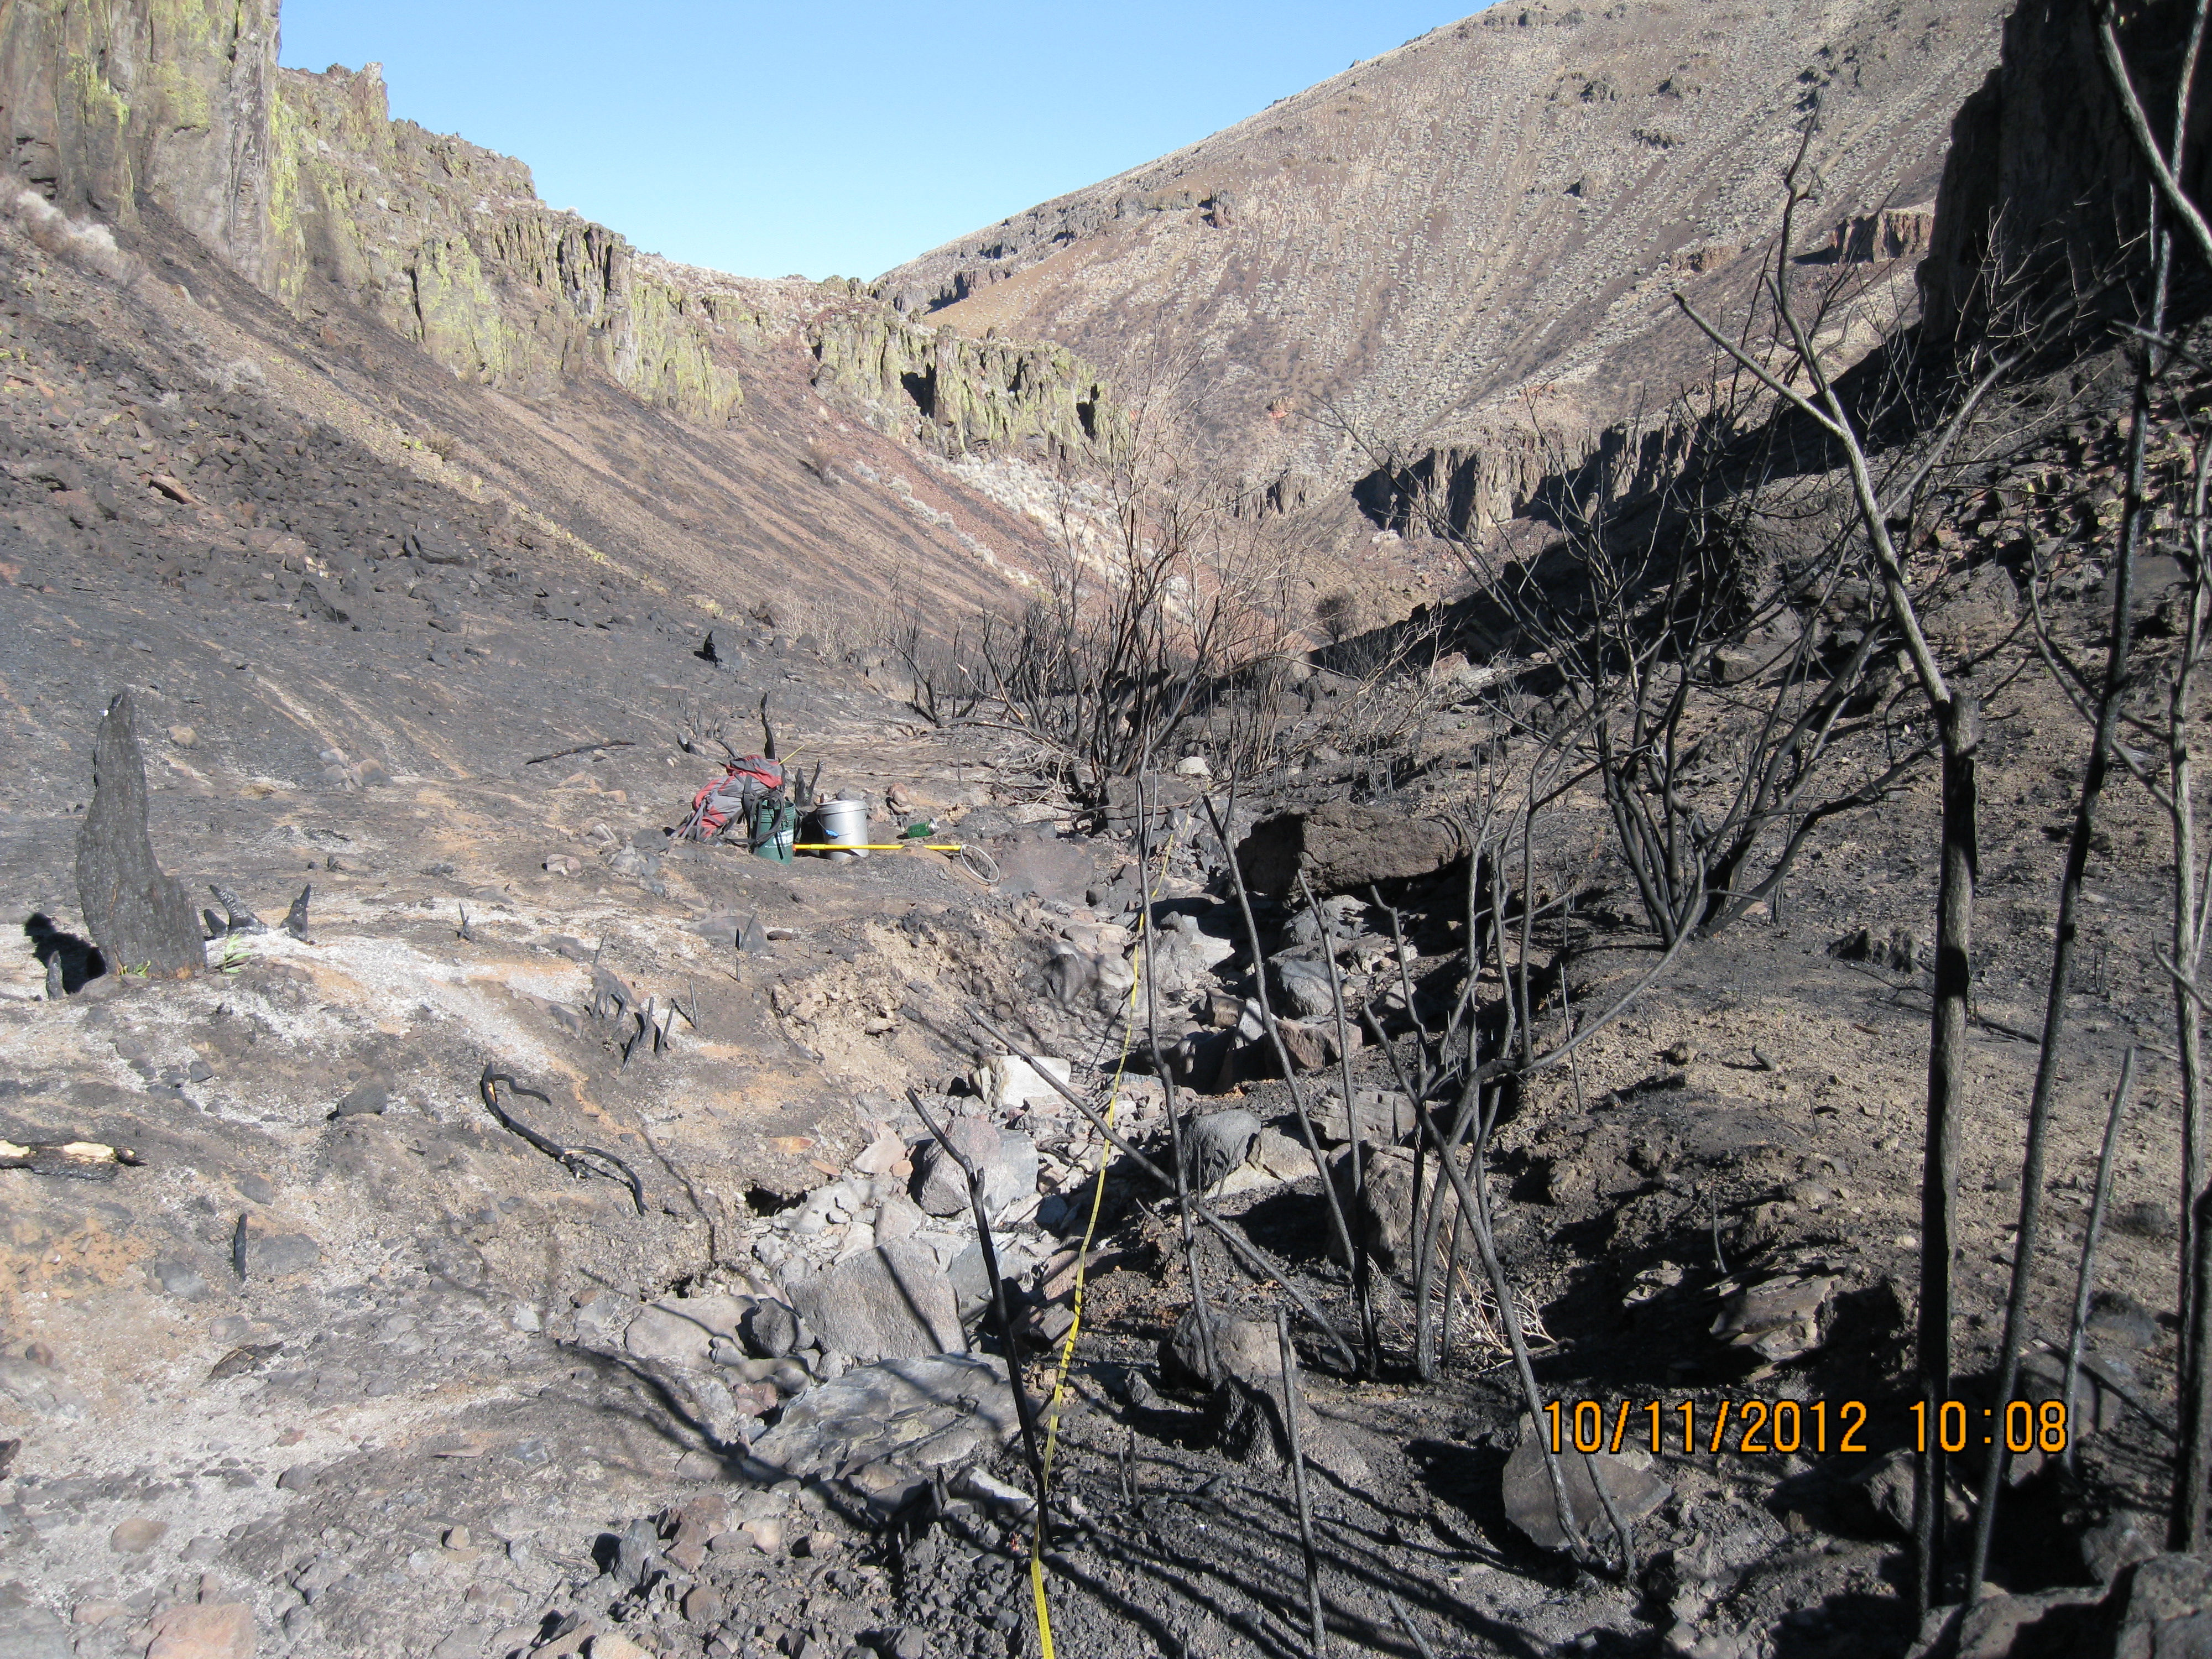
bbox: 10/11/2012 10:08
[1542,1399,2071,1457]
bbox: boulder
[1934,1584,2103,1659]
[740,1300,800,1359]
[2101,1553,2212,1659]
[1181,1109,1261,1192]
[911,1120,1036,1220]
[2083,1510,2164,1586]
[1329,1144,1459,1272]
[1203,1372,1373,1486]
[1236,800,1467,897]
[747,1353,1021,1518]
[1852,1446,1969,1539]
[1315,1088,1414,1145]
[787,1241,965,1362]
[1042,948,1134,1013]
[1160,1308,1279,1388]
[74,690,202,978]
[972,1055,1073,1114]
[1502,1431,1671,1552]
[1269,954,1336,1020]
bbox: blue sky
[276,2,1479,281]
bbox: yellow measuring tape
[1029,816,1177,1659]
[787,842,967,851]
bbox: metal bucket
[816,797,869,862]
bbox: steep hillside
[879,0,2008,534]
[0,1,1127,634]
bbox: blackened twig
[231,1212,249,1282]
[1409,1079,1589,1563]
[478,1066,645,1212]
[524,738,633,766]
[1385,1594,1438,1659]
[1277,1306,1327,1655]
[2064,1047,2140,1476]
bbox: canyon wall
[0,0,1120,449]
[1921,0,2212,336]
[811,305,1121,457]
[0,0,278,279]
[267,62,749,422]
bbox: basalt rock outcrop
[811,304,1121,457]
[73,690,201,979]
[0,0,1121,458]
[268,62,750,422]
[1921,0,2212,338]
[0,0,279,278]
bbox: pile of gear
[675,753,814,862]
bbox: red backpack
[678,757,784,842]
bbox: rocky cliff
[811,304,1121,457]
[0,0,278,279]
[1921,0,2211,336]
[878,0,2011,531]
[0,0,1123,452]
[266,62,749,422]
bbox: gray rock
[873,1188,927,1243]
[152,1256,210,1300]
[1503,1429,1671,1552]
[787,1241,965,1362]
[2094,1553,2212,1659]
[333,1079,388,1118]
[910,1119,1036,1220]
[1939,1583,2105,1659]
[0,1599,72,1659]
[1850,1447,1970,1538]
[742,1300,800,1359]
[73,690,202,978]
[1315,1088,1416,1146]
[1160,1308,1277,1389]
[1203,1373,1373,1487]
[575,1292,635,1345]
[747,1353,1020,1512]
[625,1293,752,1370]
[1237,800,1468,897]
[611,1516,660,1589]
[1328,1144,1458,1271]
[910,1114,999,1215]
[246,1234,320,1276]
[1269,954,1336,1020]
[2083,1510,2163,1584]
[1043,946,1134,1013]
[0,1359,86,1420]
[293,578,348,624]
[1181,1109,1261,1193]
